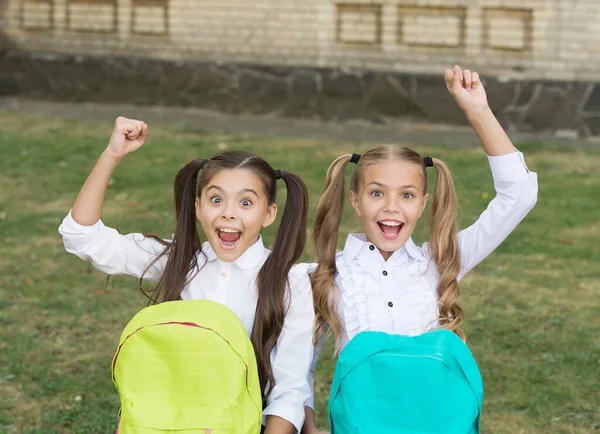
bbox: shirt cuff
[305,395,315,411]
[487,150,530,180]
[59,210,104,234]
[262,395,305,433]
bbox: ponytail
[139,159,207,303]
[311,154,353,349]
[428,158,464,339]
[253,169,309,398]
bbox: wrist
[100,150,123,166]
[464,104,492,122]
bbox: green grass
[1,110,599,433]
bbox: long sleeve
[305,332,325,410]
[58,210,168,281]
[454,150,538,280]
[262,265,316,432]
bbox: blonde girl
[303,66,538,433]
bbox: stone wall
[1,0,600,138]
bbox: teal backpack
[112,299,262,434]
[328,329,483,434]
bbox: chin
[379,240,406,252]
[369,232,409,252]
[205,238,239,261]
[216,250,243,262]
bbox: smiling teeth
[219,228,240,233]
[379,221,401,226]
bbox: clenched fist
[104,117,148,160]
[444,66,489,117]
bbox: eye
[241,199,252,207]
[371,190,383,198]
[402,192,414,199]
[209,196,222,204]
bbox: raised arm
[445,65,514,157]
[71,117,148,225]
[440,66,538,278]
[59,118,168,281]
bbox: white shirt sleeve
[305,332,326,410]
[456,150,538,280]
[262,265,315,432]
[58,211,168,281]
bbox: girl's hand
[444,65,489,118]
[104,117,148,160]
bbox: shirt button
[388,301,393,307]
[382,270,388,276]
[369,245,375,251]
[221,273,227,277]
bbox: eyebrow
[206,185,259,197]
[366,181,419,189]
[242,188,259,197]
[206,185,223,193]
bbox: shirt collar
[342,233,370,263]
[200,235,267,270]
[403,237,426,262]
[342,233,426,263]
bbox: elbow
[526,191,538,214]
[58,226,75,255]
[522,178,538,214]
[499,176,538,220]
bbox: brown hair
[312,145,464,349]
[140,150,309,399]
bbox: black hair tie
[197,158,208,166]
[274,169,282,180]
[423,156,434,167]
[350,153,361,164]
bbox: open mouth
[216,227,242,250]
[377,220,404,240]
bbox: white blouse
[59,213,314,432]
[306,150,538,408]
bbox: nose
[383,195,400,213]
[221,202,236,220]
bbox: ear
[350,190,362,217]
[195,197,201,220]
[418,193,429,218]
[262,203,278,228]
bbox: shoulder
[405,238,432,263]
[287,263,314,295]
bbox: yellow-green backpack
[112,299,262,434]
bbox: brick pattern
[131,0,168,36]
[483,7,532,52]
[337,4,382,46]
[20,0,53,31]
[2,0,600,81]
[398,6,466,49]
[66,0,117,34]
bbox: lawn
[0,110,598,433]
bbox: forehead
[359,160,425,188]
[204,168,267,194]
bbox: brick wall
[3,0,600,81]
[2,0,600,137]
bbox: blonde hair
[311,145,464,349]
